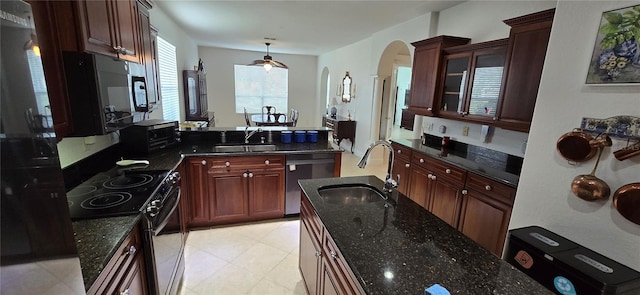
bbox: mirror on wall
[338,71,356,103]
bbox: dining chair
[291,109,299,127]
[244,108,251,126]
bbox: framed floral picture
[586,5,640,84]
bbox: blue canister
[294,131,306,143]
[280,131,292,143]
[306,131,318,143]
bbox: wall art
[586,5,640,84]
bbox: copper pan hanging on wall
[556,129,612,162]
[613,183,640,225]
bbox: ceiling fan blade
[271,60,288,69]
[248,59,267,66]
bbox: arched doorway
[375,41,411,141]
[320,67,331,116]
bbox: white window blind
[234,65,288,114]
[157,36,180,121]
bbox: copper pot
[613,183,640,225]
[570,147,610,201]
[557,129,611,162]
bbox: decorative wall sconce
[336,71,356,103]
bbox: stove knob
[151,200,161,206]
[146,204,160,217]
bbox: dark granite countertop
[71,140,340,291]
[391,138,521,187]
[299,176,553,294]
[72,215,141,291]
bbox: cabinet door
[186,158,209,225]
[184,70,206,121]
[208,170,249,222]
[392,156,411,196]
[248,169,284,219]
[198,72,208,119]
[428,175,463,228]
[321,261,342,295]
[408,45,440,115]
[407,165,430,209]
[115,251,147,295]
[439,53,471,116]
[458,189,512,256]
[136,2,157,105]
[79,0,116,56]
[465,48,506,119]
[111,0,139,62]
[300,218,321,295]
[499,12,553,132]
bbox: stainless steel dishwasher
[285,154,336,215]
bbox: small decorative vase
[330,106,337,118]
[613,37,637,60]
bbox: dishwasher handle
[286,159,335,166]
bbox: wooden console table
[322,116,356,152]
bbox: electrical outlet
[427,123,434,131]
[462,126,469,136]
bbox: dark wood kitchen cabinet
[438,39,508,125]
[136,0,159,106]
[88,223,147,295]
[458,173,515,256]
[498,9,555,132]
[51,0,141,63]
[300,195,364,295]
[185,155,284,227]
[183,70,209,121]
[390,143,412,196]
[408,36,470,117]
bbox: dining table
[251,114,294,126]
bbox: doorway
[375,41,411,141]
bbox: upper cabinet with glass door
[438,39,508,124]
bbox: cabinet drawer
[323,229,364,295]
[426,157,466,183]
[466,173,516,205]
[391,143,412,161]
[207,155,285,171]
[88,226,142,295]
[301,196,322,243]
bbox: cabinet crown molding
[503,8,555,27]
[411,35,471,48]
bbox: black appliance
[505,226,640,295]
[1,1,85,293]
[120,119,180,156]
[67,168,185,295]
[61,51,148,136]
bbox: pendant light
[248,42,288,72]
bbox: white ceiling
[154,0,465,56]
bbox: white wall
[197,47,317,127]
[511,0,640,270]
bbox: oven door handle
[152,187,181,236]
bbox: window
[157,36,180,121]
[234,65,288,114]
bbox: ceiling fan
[249,42,288,71]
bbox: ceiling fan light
[248,42,287,71]
[264,63,273,71]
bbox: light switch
[462,126,469,136]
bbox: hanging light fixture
[248,42,288,72]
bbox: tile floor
[180,127,414,295]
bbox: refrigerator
[0,1,85,294]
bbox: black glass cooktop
[67,170,169,220]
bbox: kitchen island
[299,175,552,294]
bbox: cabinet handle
[493,117,498,121]
[427,107,432,111]
[445,168,451,174]
[427,173,434,180]
[225,161,231,167]
[419,158,425,163]
[243,173,248,178]
[124,245,136,256]
[397,149,402,154]
[201,160,206,166]
[462,189,468,195]
[405,163,410,168]
[314,251,321,258]
[431,174,437,180]
[120,289,130,295]
[485,185,492,191]
[249,172,254,178]
[264,160,270,165]
[330,250,337,260]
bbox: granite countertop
[391,138,521,187]
[71,140,340,291]
[72,215,141,291]
[299,175,553,294]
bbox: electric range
[66,169,170,220]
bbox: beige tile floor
[180,127,412,295]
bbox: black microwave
[62,52,148,136]
[120,120,180,156]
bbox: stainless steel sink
[318,184,387,205]
[213,144,277,153]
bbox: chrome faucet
[244,127,263,143]
[357,140,397,193]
